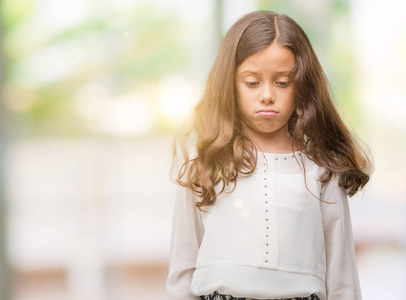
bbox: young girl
[166,11,373,300]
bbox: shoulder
[172,183,203,217]
[174,182,198,201]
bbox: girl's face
[235,43,296,142]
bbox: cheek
[236,85,255,104]
[236,86,248,112]
[236,96,252,117]
[236,85,244,100]
[236,98,246,118]
[283,90,296,111]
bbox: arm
[166,184,204,300]
[320,174,362,300]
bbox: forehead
[237,43,295,75]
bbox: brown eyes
[245,82,260,87]
[277,82,290,87]
[244,82,290,88]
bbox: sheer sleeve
[320,174,362,300]
[166,184,205,300]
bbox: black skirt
[200,291,320,300]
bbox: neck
[243,125,299,154]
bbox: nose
[260,83,275,104]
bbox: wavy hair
[173,11,374,210]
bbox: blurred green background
[0,0,405,299]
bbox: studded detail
[261,154,274,268]
[255,151,311,269]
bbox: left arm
[320,174,362,300]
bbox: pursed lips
[256,109,278,117]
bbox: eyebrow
[238,70,291,75]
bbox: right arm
[166,184,205,300]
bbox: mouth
[256,109,278,117]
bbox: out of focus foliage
[1,0,361,137]
[1,0,188,137]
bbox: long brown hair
[173,11,373,210]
